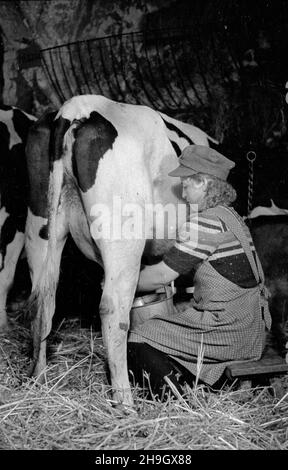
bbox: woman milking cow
[128,144,271,399]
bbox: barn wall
[0,0,172,115]
[1,1,287,143]
[1,0,288,214]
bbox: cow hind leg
[32,241,67,377]
[0,231,25,329]
[99,241,144,407]
[26,209,67,377]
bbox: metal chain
[246,151,256,216]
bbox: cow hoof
[31,371,46,385]
[112,392,134,409]
[28,361,46,382]
[113,402,137,415]
[109,390,136,414]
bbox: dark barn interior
[0,0,288,451]
[1,0,288,331]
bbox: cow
[248,208,288,358]
[25,94,216,407]
[248,200,288,219]
[0,105,36,329]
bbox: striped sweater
[163,209,258,288]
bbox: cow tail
[30,158,64,354]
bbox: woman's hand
[137,261,179,292]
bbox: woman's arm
[137,261,179,292]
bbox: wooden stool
[225,348,288,387]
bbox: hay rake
[39,26,242,114]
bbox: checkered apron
[129,205,271,385]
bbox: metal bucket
[130,286,174,330]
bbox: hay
[1,319,288,450]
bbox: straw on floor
[0,318,288,450]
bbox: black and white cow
[0,105,36,329]
[248,204,288,357]
[25,95,216,406]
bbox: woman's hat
[168,145,235,181]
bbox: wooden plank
[225,350,288,379]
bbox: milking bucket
[129,285,175,330]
